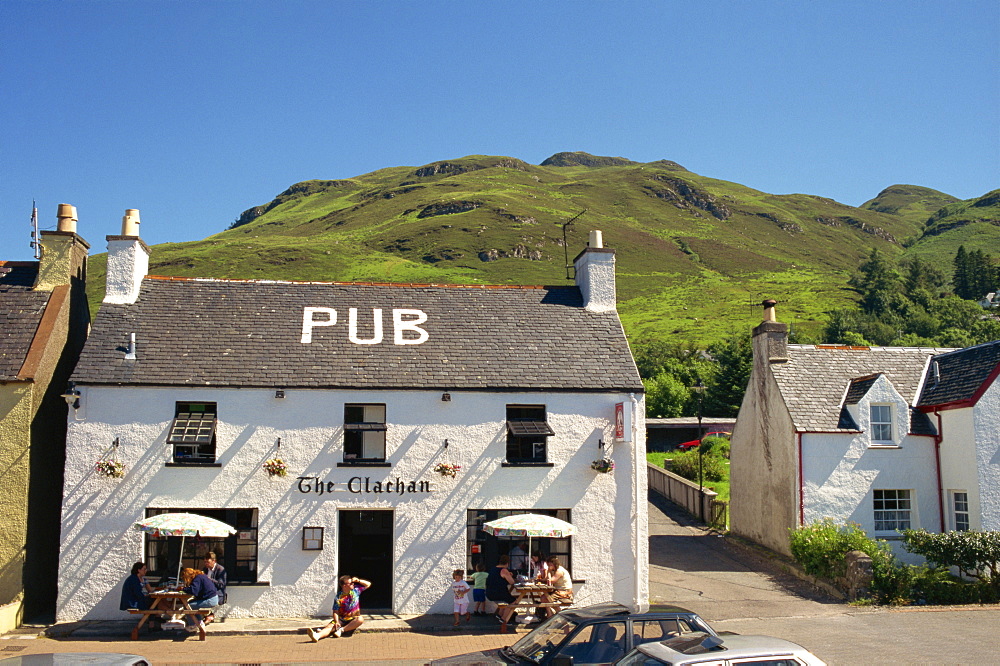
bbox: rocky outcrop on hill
[413,158,529,178]
[478,244,545,261]
[417,201,484,218]
[643,175,732,220]
[816,216,896,242]
[541,152,638,167]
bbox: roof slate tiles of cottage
[771,344,955,434]
[72,276,643,392]
[918,339,1000,409]
[0,262,50,380]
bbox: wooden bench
[497,601,573,633]
[128,608,212,641]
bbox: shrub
[700,435,730,459]
[788,519,887,580]
[668,449,727,483]
[901,529,1000,597]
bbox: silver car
[615,633,826,666]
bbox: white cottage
[730,301,1000,562]
[56,215,648,620]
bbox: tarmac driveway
[647,491,847,622]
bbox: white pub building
[56,212,648,620]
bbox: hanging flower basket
[263,457,288,477]
[591,458,615,474]
[95,459,126,478]
[433,462,461,478]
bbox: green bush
[901,529,1000,599]
[667,449,727,483]
[788,519,887,580]
[700,435,730,459]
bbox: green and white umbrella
[134,512,236,584]
[482,513,577,570]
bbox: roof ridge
[144,275,563,290]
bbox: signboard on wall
[615,402,632,443]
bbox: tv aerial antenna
[560,209,586,280]
[30,200,41,259]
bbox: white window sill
[868,443,901,449]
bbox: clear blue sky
[2,0,997,261]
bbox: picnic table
[497,583,572,633]
[128,591,212,641]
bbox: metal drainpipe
[630,392,646,612]
[934,410,945,531]
[798,432,805,527]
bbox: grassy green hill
[83,153,996,346]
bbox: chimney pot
[589,230,603,248]
[56,203,78,233]
[121,209,141,237]
[762,299,778,322]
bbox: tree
[643,371,690,418]
[953,245,973,299]
[703,332,752,417]
[849,248,902,314]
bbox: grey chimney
[104,209,150,305]
[753,299,788,363]
[574,230,617,312]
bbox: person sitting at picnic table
[309,575,371,641]
[509,541,528,576]
[545,556,573,603]
[179,567,219,632]
[120,561,158,625]
[202,551,226,623]
[486,554,517,619]
[529,552,549,581]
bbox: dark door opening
[338,510,393,610]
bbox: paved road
[3,494,998,664]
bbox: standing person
[451,569,471,625]
[509,541,528,575]
[485,555,517,620]
[202,551,226,623]
[470,562,489,616]
[309,575,371,641]
[179,567,219,632]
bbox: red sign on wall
[615,403,625,440]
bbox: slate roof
[918,340,1000,408]
[0,262,49,380]
[771,345,954,434]
[72,277,643,392]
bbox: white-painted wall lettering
[300,307,429,345]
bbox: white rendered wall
[974,377,1000,529]
[802,376,938,564]
[58,386,646,620]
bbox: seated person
[120,561,160,629]
[179,567,219,632]
[202,552,227,623]
[485,555,517,618]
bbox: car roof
[637,634,821,664]
[561,602,700,621]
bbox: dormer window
[870,404,893,442]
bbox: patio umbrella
[134,513,236,585]
[481,513,577,573]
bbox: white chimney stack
[574,230,616,312]
[104,208,150,305]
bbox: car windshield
[509,614,580,662]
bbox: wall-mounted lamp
[275,389,285,399]
[112,436,120,449]
[276,437,282,451]
[441,392,451,402]
[61,382,81,409]
[443,439,449,449]
[598,439,605,449]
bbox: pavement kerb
[35,613,520,639]
[718,531,847,601]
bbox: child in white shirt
[451,569,471,626]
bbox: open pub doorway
[338,510,393,610]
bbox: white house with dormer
[730,301,1000,563]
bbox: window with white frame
[870,404,893,442]
[874,489,911,531]
[343,403,387,462]
[505,404,554,464]
[951,491,970,531]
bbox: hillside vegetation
[84,153,999,346]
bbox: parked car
[615,632,826,665]
[429,602,718,666]
[0,656,149,666]
[676,432,730,451]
